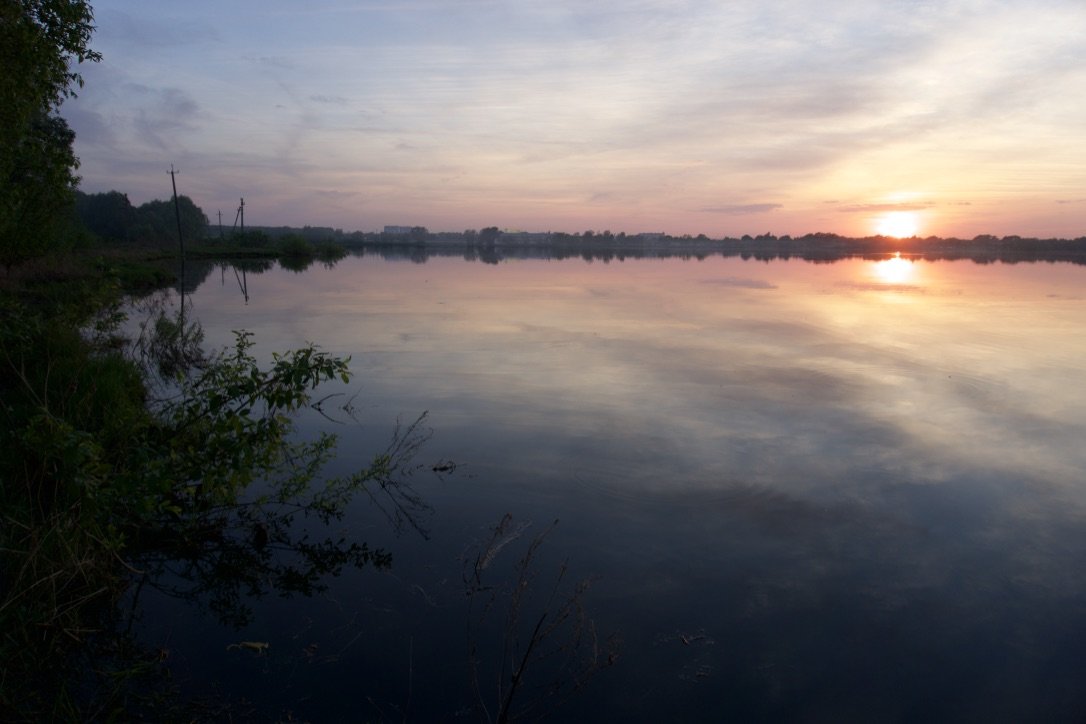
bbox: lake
[131,250,1086,721]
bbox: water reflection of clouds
[836,281,924,293]
[568,331,1074,506]
[575,463,1086,720]
[700,276,778,290]
[173,255,1086,719]
[326,269,1080,505]
[185,254,1086,558]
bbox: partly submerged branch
[463,515,620,724]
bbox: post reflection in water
[132,253,1086,721]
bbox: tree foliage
[1,111,80,269]
[73,189,136,241]
[0,0,100,269]
[129,195,209,244]
[0,298,431,716]
[74,190,212,245]
[0,0,99,116]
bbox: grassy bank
[0,243,375,720]
[1,251,161,717]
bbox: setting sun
[874,211,920,238]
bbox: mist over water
[136,253,1086,721]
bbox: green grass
[0,299,150,718]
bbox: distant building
[636,232,665,242]
[383,225,413,235]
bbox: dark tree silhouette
[0,0,100,269]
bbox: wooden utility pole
[168,165,184,259]
[218,209,223,239]
[232,198,246,236]
[168,164,186,318]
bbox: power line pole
[218,209,223,239]
[168,164,186,319]
[230,198,247,237]
[168,164,184,259]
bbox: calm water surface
[136,253,1086,721]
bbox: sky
[62,0,1086,239]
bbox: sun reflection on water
[871,253,916,285]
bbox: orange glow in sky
[874,212,921,238]
[61,2,1086,239]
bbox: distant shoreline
[341,233,1086,266]
[200,223,1086,265]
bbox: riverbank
[0,240,357,720]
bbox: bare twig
[463,516,618,723]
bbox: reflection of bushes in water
[227,258,274,274]
[278,254,345,273]
[277,235,347,272]
[169,258,218,294]
[131,407,436,629]
[0,295,438,718]
[463,515,620,723]
[278,233,313,259]
[3,289,614,720]
[314,240,347,261]
[128,478,395,630]
[279,254,316,273]
[128,329,435,622]
[129,294,206,380]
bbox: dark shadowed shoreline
[336,231,1086,266]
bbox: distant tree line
[361,226,1086,252]
[74,190,209,246]
[71,191,356,267]
[66,187,1086,266]
[356,228,1086,266]
[245,224,347,242]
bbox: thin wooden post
[168,165,184,259]
[168,164,186,319]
